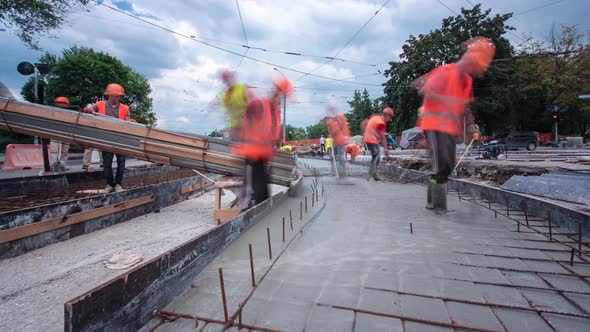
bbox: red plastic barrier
[2,144,48,171]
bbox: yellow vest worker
[325,137,333,150]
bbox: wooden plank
[147,130,208,149]
[213,208,240,221]
[0,195,154,244]
[179,181,214,194]
[140,140,204,160]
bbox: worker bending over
[416,37,495,214]
[233,79,291,211]
[362,107,394,181]
[346,143,360,161]
[326,106,351,176]
[83,83,131,193]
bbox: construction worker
[346,143,360,161]
[49,97,71,172]
[83,83,131,193]
[363,107,394,181]
[326,106,351,176]
[416,36,495,214]
[233,78,290,211]
[220,70,248,141]
[319,135,326,156]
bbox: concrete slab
[134,159,590,332]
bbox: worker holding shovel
[415,37,495,214]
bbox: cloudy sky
[1,0,588,135]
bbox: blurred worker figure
[220,70,248,141]
[362,107,394,181]
[83,83,131,193]
[319,135,326,156]
[346,143,360,161]
[233,78,291,211]
[325,136,333,155]
[415,37,495,214]
[49,96,71,172]
[472,124,480,148]
[326,106,351,176]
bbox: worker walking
[233,78,290,211]
[83,83,131,193]
[326,106,351,177]
[416,37,495,214]
[49,96,71,172]
[319,135,326,156]
[362,107,394,181]
[220,70,249,141]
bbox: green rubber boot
[373,170,385,182]
[425,181,433,210]
[367,163,375,181]
[431,183,447,215]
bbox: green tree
[285,124,306,140]
[306,119,328,139]
[208,129,223,137]
[512,25,590,135]
[382,4,515,135]
[0,0,89,50]
[345,89,378,135]
[20,46,156,125]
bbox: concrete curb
[63,189,290,332]
[0,172,218,259]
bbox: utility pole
[283,93,286,143]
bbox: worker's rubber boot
[425,181,433,210]
[373,170,385,182]
[367,164,375,181]
[431,183,448,215]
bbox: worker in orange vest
[233,78,290,211]
[363,107,394,181]
[84,83,131,193]
[416,37,495,213]
[326,106,351,177]
[346,143,360,161]
[49,96,72,171]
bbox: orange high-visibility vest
[363,115,386,144]
[326,114,351,146]
[232,98,280,161]
[418,64,472,136]
[96,100,129,121]
[346,143,360,157]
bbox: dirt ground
[0,185,286,332]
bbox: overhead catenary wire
[92,1,382,87]
[234,0,249,72]
[295,0,391,81]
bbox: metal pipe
[248,244,255,287]
[282,217,285,243]
[266,227,272,260]
[317,303,501,332]
[218,268,229,323]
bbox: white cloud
[1,0,587,135]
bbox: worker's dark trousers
[239,159,270,212]
[425,131,455,184]
[102,152,126,186]
[366,143,381,174]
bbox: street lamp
[17,61,51,172]
[273,67,288,143]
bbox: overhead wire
[93,1,381,86]
[295,0,391,81]
[234,0,249,71]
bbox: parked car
[480,131,539,158]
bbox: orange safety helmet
[105,83,125,96]
[54,96,70,105]
[273,78,292,97]
[463,36,495,69]
[383,107,394,117]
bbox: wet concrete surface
[142,159,590,331]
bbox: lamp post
[273,68,287,143]
[17,61,51,173]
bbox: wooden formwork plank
[179,181,214,194]
[213,208,240,222]
[140,140,204,160]
[0,195,154,244]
